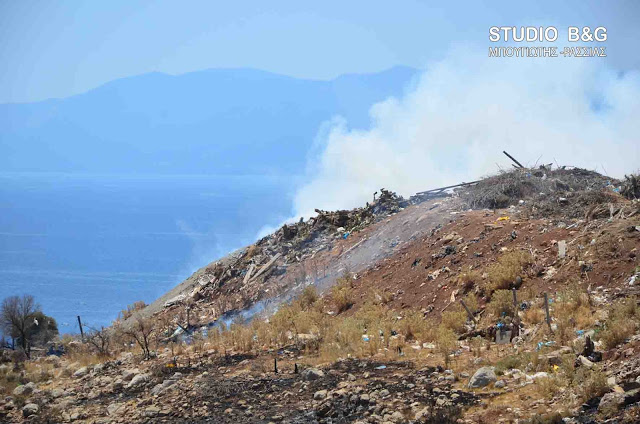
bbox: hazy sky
[1,0,638,103]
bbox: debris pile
[621,174,640,200]
[157,188,411,330]
[457,166,621,218]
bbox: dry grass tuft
[441,307,468,334]
[487,251,533,291]
[435,325,458,368]
[331,277,355,313]
[488,290,515,318]
[553,283,594,344]
[599,297,639,349]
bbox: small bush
[600,316,635,349]
[371,290,394,305]
[457,271,482,293]
[535,375,565,400]
[435,325,457,368]
[299,286,319,308]
[487,251,532,291]
[331,278,355,313]
[441,308,467,334]
[494,354,525,375]
[574,368,608,401]
[397,310,430,342]
[599,297,639,349]
[523,306,545,325]
[524,412,565,424]
[488,290,515,318]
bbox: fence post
[77,316,84,342]
[459,299,476,323]
[543,293,552,332]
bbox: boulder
[301,368,324,381]
[22,403,39,417]
[415,407,431,420]
[314,390,328,400]
[598,392,625,413]
[121,368,140,381]
[150,379,176,396]
[107,403,126,416]
[13,382,36,396]
[495,380,506,389]
[144,406,161,417]
[50,388,65,398]
[73,366,90,378]
[127,373,150,388]
[468,367,497,388]
[577,355,594,369]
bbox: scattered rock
[107,403,126,416]
[13,382,36,396]
[468,367,497,388]
[301,368,324,381]
[127,373,150,388]
[22,403,39,417]
[598,392,625,413]
[314,390,327,400]
[73,366,90,378]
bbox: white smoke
[293,47,640,218]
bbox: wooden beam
[503,151,525,168]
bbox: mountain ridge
[0,66,419,175]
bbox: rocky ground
[2,167,640,423]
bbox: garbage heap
[165,189,409,320]
[457,166,630,219]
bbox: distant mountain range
[0,66,419,175]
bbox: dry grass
[488,290,515,318]
[522,307,545,325]
[205,285,438,365]
[487,251,533,291]
[331,277,355,313]
[298,285,319,308]
[435,325,458,368]
[441,307,468,333]
[457,271,482,293]
[552,283,595,344]
[534,375,566,400]
[574,367,608,401]
[599,297,639,349]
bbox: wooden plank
[250,253,281,282]
[242,264,255,285]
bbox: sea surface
[0,173,297,332]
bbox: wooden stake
[274,357,278,374]
[77,316,84,342]
[543,293,552,332]
[459,299,476,323]
[503,151,525,168]
[512,288,520,337]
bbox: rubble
[457,167,621,218]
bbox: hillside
[1,167,640,423]
[0,67,418,175]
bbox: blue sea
[0,173,297,332]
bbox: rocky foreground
[2,168,640,423]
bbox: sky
[1,0,639,103]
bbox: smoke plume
[293,48,640,218]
